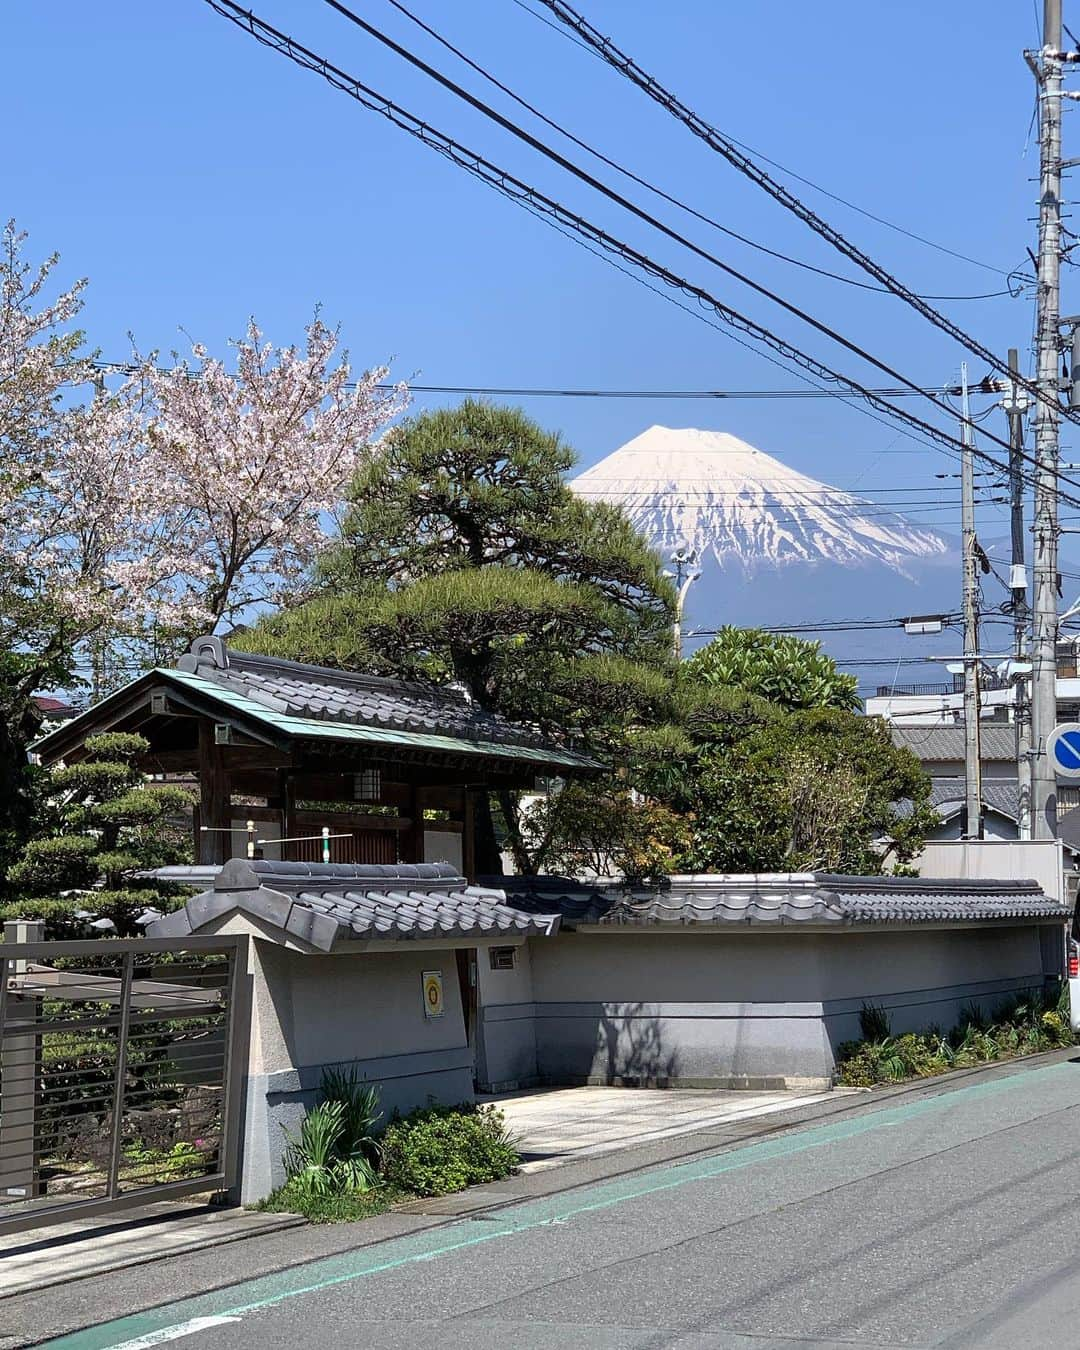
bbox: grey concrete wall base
[531,1003,835,1086]
[535,1073,833,1092]
[476,1003,539,1092]
[240,1048,475,1203]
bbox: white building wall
[508,925,1051,1091]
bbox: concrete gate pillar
[0,920,45,1201]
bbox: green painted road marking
[43,1062,1078,1350]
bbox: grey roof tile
[146,859,560,949]
[211,653,542,747]
[894,779,1020,823]
[891,723,1016,763]
[493,872,1066,928]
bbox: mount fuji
[569,426,960,669]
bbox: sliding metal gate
[0,934,245,1236]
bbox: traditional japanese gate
[0,933,245,1236]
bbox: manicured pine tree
[6,732,193,935]
[240,400,679,874]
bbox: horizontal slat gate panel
[0,936,243,1236]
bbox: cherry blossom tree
[0,221,96,670]
[0,220,407,878]
[131,319,408,642]
[0,222,97,878]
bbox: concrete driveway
[480,1084,835,1171]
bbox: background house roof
[890,723,1017,763]
[492,872,1065,928]
[928,780,1019,823]
[893,780,1021,824]
[146,859,562,951]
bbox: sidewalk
[0,1203,303,1301]
[482,1083,835,1172]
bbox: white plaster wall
[425,830,463,872]
[520,926,1049,1088]
[289,949,466,1066]
[916,840,1066,903]
[476,941,537,1089]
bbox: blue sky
[4,0,1063,516]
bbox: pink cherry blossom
[3,221,407,689]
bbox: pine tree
[240,401,678,873]
[6,732,193,935]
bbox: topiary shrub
[7,732,193,934]
[379,1103,520,1196]
[7,835,99,892]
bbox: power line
[87,363,1000,403]
[572,499,1005,522]
[530,0,1080,435]
[571,481,996,495]
[374,0,1016,303]
[201,2,1080,508]
[510,1,1010,279]
[316,0,1036,470]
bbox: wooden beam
[197,723,231,864]
[400,784,424,864]
[462,788,476,882]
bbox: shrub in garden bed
[380,1103,520,1197]
[836,991,1074,1088]
[256,1077,521,1222]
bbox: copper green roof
[161,668,593,767]
[33,636,600,774]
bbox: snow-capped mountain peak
[569,425,948,573]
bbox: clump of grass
[255,1180,403,1224]
[837,985,1075,1088]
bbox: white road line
[104,1316,241,1349]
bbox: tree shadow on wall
[596,1002,680,1086]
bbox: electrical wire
[374,0,1016,302]
[85,363,998,404]
[510,190,966,462]
[317,0,1036,468]
[507,0,1020,278]
[202,1,1080,507]
[529,0,1080,433]
[571,500,1007,524]
[572,496,1002,511]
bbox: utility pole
[1005,347,1033,837]
[960,364,983,840]
[1030,0,1065,840]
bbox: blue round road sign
[1048,723,1080,780]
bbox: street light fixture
[665,547,701,661]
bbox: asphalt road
[35,1056,1080,1349]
